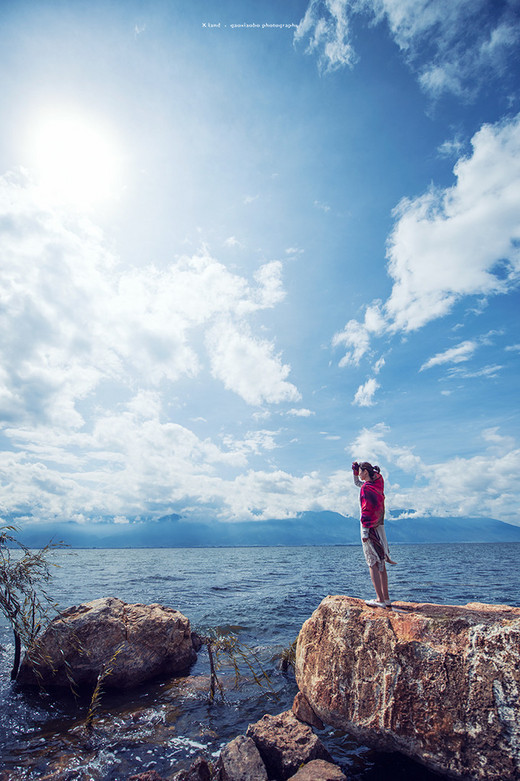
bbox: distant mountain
[7,510,520,548]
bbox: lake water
[1,543,519,780]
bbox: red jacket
[360,474,385,528]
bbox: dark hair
[359,462,381,480]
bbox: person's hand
[352,462,359,475]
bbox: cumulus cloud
[332,302,385,366]
[295,0,520,97]
[385,116,520,332]
[353,378,379,406]
[0,172,298,419]
[0,172,304,522]
[206,318,300,406]
[333,114,520,365]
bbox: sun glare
[27,110,122,209]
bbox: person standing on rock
[352,461,396,608]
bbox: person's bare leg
[380,565,390,602]
[369,565,385,602]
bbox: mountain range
[7,511,520,548]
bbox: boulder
[295,595,520,780]
[246,710,332,780]
[216,734,268,780]
[287,759,347,780]
[17,597,197,689]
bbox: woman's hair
[359,462,381,480]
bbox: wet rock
[246,710,332,780]
[292,691,324,731]
[216,734,268,780]
[172,757,212,781]
[128,771,166,781]
[17,597,197,689]
[287,759,347,780]
[296,595,520,780]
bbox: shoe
[365,599,388,608]
[384,600,392,607]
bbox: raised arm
[352,462,363,487]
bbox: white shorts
[361,523,391,570]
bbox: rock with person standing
[17,597,198,689]
[295,595,520,780]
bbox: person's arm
[352,462,363,487]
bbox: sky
[0,0,519,535]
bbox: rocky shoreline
[15,595,520,780]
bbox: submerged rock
[295,595,520,780]
[17,597,197,689]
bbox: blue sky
[0,0,519,532]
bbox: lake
[1,543,518,779]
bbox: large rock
[295,595,520,780]
[246,710,332,780]
[17,597,197,689]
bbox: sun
[27,109,122,209]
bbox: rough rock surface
[217,734,268,781]
[287,759,347,780]
[17,597,197,689]
[246,710,332,780]
[128,772,166,781]
[295,595,520,780]
[292,691,324,731]
[172,758,212,781]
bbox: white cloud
[296,0,520,97]
[0,172,298,421]
[333,302,385,366]
[447,364,503,379]
[350,423,423,474]
[348,423,520,521]
[253,261,286,308]
[353,378,379,406]
[333,114,520,365]
[386,116,520,332]
[287,408,315,417]
[313,200,331,212]
[420,340,477,371]
[372,356,385,374]
[294,0,357,73]
[0,172,305,523]
[224,236,241,247]
[206,319,300,406]
[437,137,465,159]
